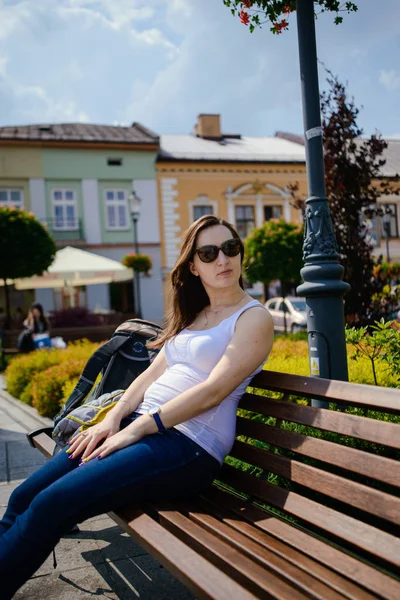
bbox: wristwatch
[149,406,166,433]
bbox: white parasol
[12,246,133,306]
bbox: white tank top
[136,299,268,464]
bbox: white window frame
[264,204,284,221]
[188,195,218,223]
[0,188,24,208]
[104,189,130,231]
[51,189,79,231]
[235,204,255,239]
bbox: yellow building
[157,114,308,300]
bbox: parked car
[265,296,307,333]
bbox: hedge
[5,340,100,417]
[267,336,399,388]
[4,334,398,420]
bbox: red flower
[283,5,291,14]
[242,0,253,7]
[273,18,289,33]
[240,10,250,25]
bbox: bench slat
[203,486,400,600]
[240,395,400,449]
[236,416,400,488]
[230,440,400,525]
[183,503,355,600]
[196,494,379,600]
[252,371,400,413]
[111,508,259,600]
[157,508,312,600]
[219,464,400,568]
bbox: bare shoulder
[236,304,273,337]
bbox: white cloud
[1,79,89,123]
[63,0,155,30]
[0,56,7,76]
[379,69,400,91]
[0,0,399,140]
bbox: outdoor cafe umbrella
[13,246,133,307]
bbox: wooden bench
[28,370,400,600]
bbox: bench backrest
[219,370,400,578]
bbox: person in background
[23,302,50,335]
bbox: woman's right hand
[66,414,120,461]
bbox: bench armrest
[26,426,54,448]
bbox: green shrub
[61,378,78,403]
[5,339,100,405]
[5,349,64,401]
[265,335,399,387]
[31,359,87,418]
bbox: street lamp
[382,207,392,264]
[128,190,142,319]
[295,0,351,407]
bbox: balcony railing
[42,218,85,242]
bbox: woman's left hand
[79,422,144,464]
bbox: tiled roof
[159,134,306,163]
[379,139,400,177]
[275,132,400,178]
[0,122,159,145]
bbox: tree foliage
[0,207,56,326]
[289,72,399,324]
[244,219,304,293]
[223,1,358,34]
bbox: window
[193,205,213,221]
[104,189,129,230]
[52,189,78,230]
[235,205,255,239]
[0,188,24,208]
[268,301,277,310]
[264,205,282,221]
[381,204,399,238]
[107,158,123,166]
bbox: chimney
[194,114,221,139]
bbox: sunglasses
[194,238,241,263]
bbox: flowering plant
[122,253,152,274]
[373,261,400,281]
[223,1,358,34]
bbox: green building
[0,122,163,322]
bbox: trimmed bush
[5,339,100,407]
[265,336,399,388]
[31,360,87,418]
[5,349,64,401]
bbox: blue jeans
[0,414,220,599]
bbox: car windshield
[291,300,307,313]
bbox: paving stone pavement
[0,375,195,600]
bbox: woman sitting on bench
[0,215,274,598]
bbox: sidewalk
[0,375,195,600]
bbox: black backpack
[27,318,163,447]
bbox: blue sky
[0,0,399,138]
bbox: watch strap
[152,411,166,433]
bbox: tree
[244,219,304,331]
[0,207,56,328]
[223,1,358,34]
[289,72,399,324]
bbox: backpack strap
[53,334,130,427]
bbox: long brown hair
[151,215,244,348]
